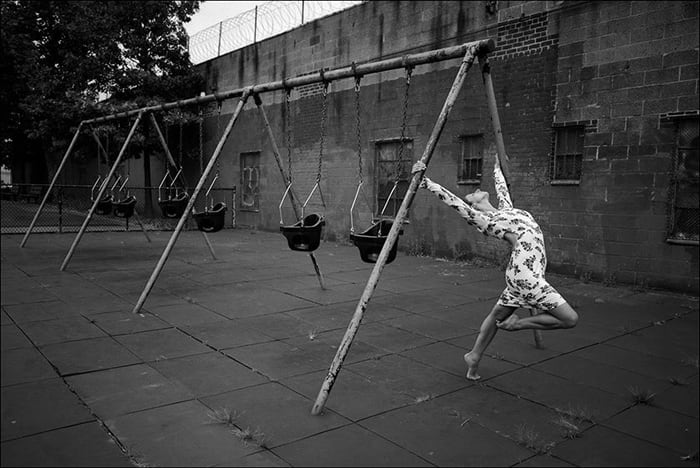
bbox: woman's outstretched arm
[493,157,513,209]
[412,162,490,234]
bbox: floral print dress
[421,163,565,311]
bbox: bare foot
[464,352,481,381]
[496,313,520,331]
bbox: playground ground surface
[1,228,698,467]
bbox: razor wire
[188,1,363,64]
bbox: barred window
[668,118,699,243]
[552,126,584,183]
[458,134,483,184]
[375,139,413,219]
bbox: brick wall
[552,0,699,291]
[197,0,699,293]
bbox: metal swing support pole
[131,89,252,315]
[20,123,84,248]
[311,41,494,415]
[480,58,543,349]
[253,93,326,290]
[60,112,144,271]
[149,113,217,260]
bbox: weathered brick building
[194,0,698,293]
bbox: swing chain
[317,77,328,184]
[178,119,183,168]
[285,88,293,185]
[394,65,413,183]
[198,107,204,176]
[354,74,363,184]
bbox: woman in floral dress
[412,157,578,380]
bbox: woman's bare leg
[464,304,517,380]
[497,302,578,331]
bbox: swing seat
[159,192,189,219]
[280,213,325,252]
[95,195,113,215]
[112,196,137,218]
[350,219,403,264]
[193,202,227,232]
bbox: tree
[0,0,203,188]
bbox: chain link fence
[1,183,236,234]
[188,1,363,64]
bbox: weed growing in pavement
[554,404,595,424]
[514,423,554,454]
[552,415,582,440]
[207,408,268,448]
[628,386,656,405]
[668,377,689,386]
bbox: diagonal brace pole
[20,123,84,248]
[311,42,491,415]
[131,89,252,314]
[253,93,325,290]
[60,113,144,270]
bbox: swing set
[21,38,536,415]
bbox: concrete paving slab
[2,229,698,466]
[359,400,534,466]
[66,363,194,419]
[419,386,577,451]
[0,347,57,387]
[147,301,229,325]
[18,315,107,346]
[1,286,58,306]
[114,328,212,362]
[281,369,418,422]
[2,299,82,323]
[65,294,134,315]
[551,424,689,467]
[0,421,132,467]
[1,324,34,350]
[40,336,141,375]
[151,352,269,397]
[0,308,11,326]
[347,354,472,401]
[605,323,699,362]
[181,319,275,349]
[198,287,316,318]
[354,321,436,353]
[514,454,576,466]
[236,311,332,340]
[285,303,367,333]
[486,368,632,423]
[532,353,674,399]
[223,332,384,381]
[286,282,395,306]
[448,332,562,366]
[272,423,432,467]
[1,378,93,441]
[399,340,520,379]
[570,343,698,381]
[105,400,257,467]
[201,382,350,448]
[602,404,699,456]
[88,310,171,335]
[653,379,700,417]
[382,312,476,341]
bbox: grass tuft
[514,423,554,454]
[628,386,656,405]
[552,415,582,440]
[554,404,595,424]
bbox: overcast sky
[184,1,268,36]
